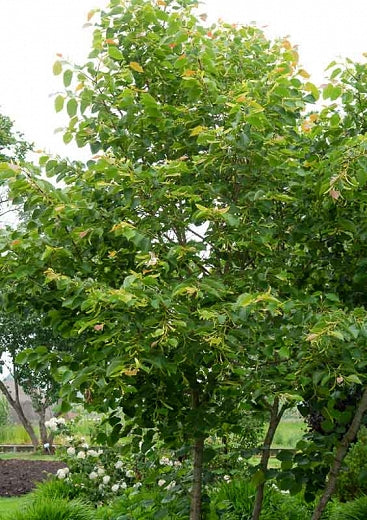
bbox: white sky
[0,0,367,160]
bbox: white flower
[158,479,166,487]
[97,467,105,476]
[56,468,69,480]
[56,417,66,426]
[45,418,58,432]
[102,475,111,485]
[125,470,135,478]
[174,460,182,467]
[133,482,142,489]
[159,457,172,466]
[66,447,76,457]
[43,443,50,449]
[87,449,98,457]
[114,460,123,469]
[81,442,89,449]
[97,449,104,456]
[111,484,119,492]
[223,475,231,483]
[165,480,176,491]
[89,471,98,480]
[147,252,158,266]
[77,451,86,460]
[120,481,127,489]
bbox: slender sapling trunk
[311,386,367,520]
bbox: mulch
[0,459,66,497]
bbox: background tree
[0,312,67,450]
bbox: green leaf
[251,469,265,486]
[67,98,78,117]
[63,70,73,87]
[53,60,62,75]
[323,83,342,101]
[54,95,64,113]
[345,374,362,385]
[108,46,124,60]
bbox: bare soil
[0,459,65,496]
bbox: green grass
[0,452,59,461]
[0,496,29,517]
[0,424,38,445]
[272,419,306,449]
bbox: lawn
[0,496,29,518]
[272,419,306,449]
[0,452,59,461]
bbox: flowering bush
[57,436,139,504]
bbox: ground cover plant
[1,0,367,518]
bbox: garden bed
[0,459,65,496]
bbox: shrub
[7,498,95,520]
[210,479,259,519]
[260,491,315,520]
[31,479,72,501]
[330,495,367,519]
[336,427,367,501]
[95,485,189,520]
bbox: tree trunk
[0,379,39,450]
[312,386,367,520]
[190,387,204,520]
[251,397,287,520]
[38,406,53,453]
[190,436,204,520]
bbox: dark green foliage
[336,427,367,501]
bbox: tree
[0,113,31,163]
[0,113,32,223]
[0,1,367,518]
[0,312,68,450]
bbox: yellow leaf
[282,39,292,50]
[87,10,96,21]
[216,206,230,214]
[309,113,319,123]
[105,38,117,45]
[157,0,166,5]
[306,333,319,342]
[182,69,196,77]
[124,368,139,376]
[301,120,312,133]
[190,125,205,136]
[298,69,310,79]
[75,82,84,92]
[129,62,144,73]
[236,94,247,103]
